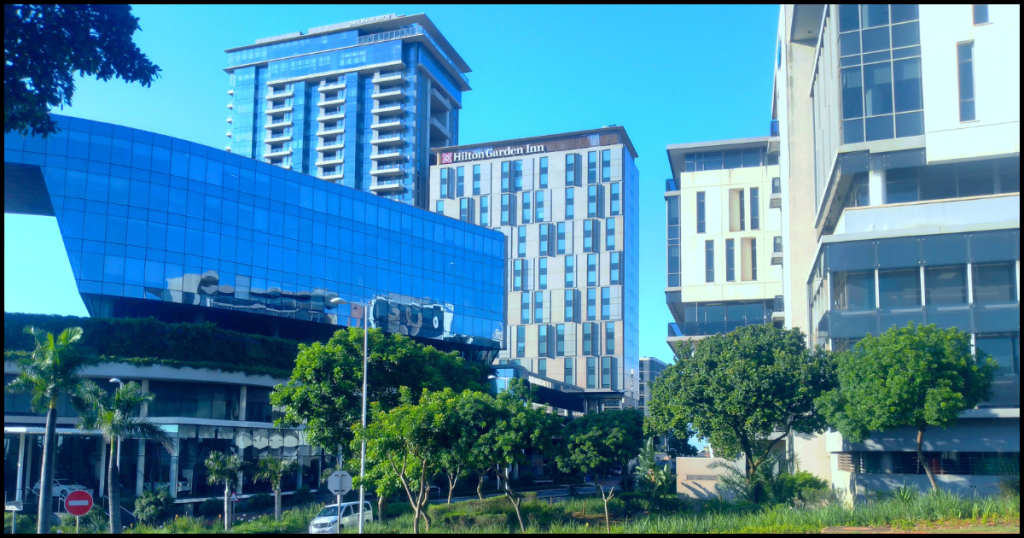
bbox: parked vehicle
[429,485,441,498]
[32,479,86,498]
[143,480,191,494]
[308,502,373,534]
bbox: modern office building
[3,113,505,508]
[638,356,669,415]
[430,127,642,413]
[773,4,1020,497]
[664,138,785,354]
[224,13,470,208]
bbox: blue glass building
[4,114,505,357]
[224,13,470,209]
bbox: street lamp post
[330,297,369,534]
[108,378,124,512]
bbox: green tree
[817,323,995,491]
[4,4,160,136]
[204,451,242,532]
[79,381,171,534]
[646,325,836,502]
[437,390,495,503]
[4,326,93,534]
[558,409,644,533]
[634,438,674,510]
[133,490,173,527]
[272,328,488,460]
[251,455,298,521]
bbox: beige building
[428,127,642,413]
[665,138,785,354]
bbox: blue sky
[3,4,779,361]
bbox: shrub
[198,498,223,518]
[291,485,314,506]
[891,484,921,504]
[246,492,274,513]
[135,489,175,526]
[999,475,1020,497]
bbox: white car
[309,502,373,534]
[33,479,86,498]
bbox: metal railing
[357,25,469,86]
[373,149,401,157]
[375,164,403,172]
[373,134,402,141]
[319,110,344,118]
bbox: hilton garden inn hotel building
[430,127,641,413]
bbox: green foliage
[558,409,645,478]
[244,492,274,513]
[711,454,829,507]
[272,327,488,452]
[197,498,223,518]
[4,313,303,378]
[891,484,921,504]
[818,323,995,443]
[633,438,675,506]
[647,325,836,484]
[4,5,160,136]
[290,485,314,506]
[135,490,174,526]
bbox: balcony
[265,105,292,116]
[265,119,292,129]
[371,134,403,146]
[318,126,345,137]
[371,72,405,85]
[371,119,403,131]
[771,236,784,265]
[371,103,404,116]
[315,155,344,167]
[316,110,345,122]
[316,141,344,152]
[371,149,403,161]
[264,134,292,144]
[319,81,346,92]
[770,177,782,208]
[370,164,404,177]
[371,88,404,101]
[263,147,292,159]
[318,96,346,107]
[369,179,406,193]
[265,90,293,101]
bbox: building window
[501,161,511,192]
[521,293,531,324]
[565,256,575,288]
[564,357,574,383]
[605,322,615,355]
[838,4,924,142]
[606,219,616,251]
[739,190,745,230]
[535,190,545,222]
[973,4,989,25]
[583,323,598,356]
[514,160,523,191]
[538,258,548,290]
[610,252,621,285]
[566,154,577,186]
[565,188,575,220]
[539,223,550,257]
[501,194,512,226]
[564,289,575,321]
[538,325,549,357]
[879,268,921,308]
[459,198,472,223]
[750,187,760,230]
[518,226,527,258]
[556,324,565,357]
[925,265,967,305]
[973,262,1017,305]
[588,185,599,218]
[976,335,1019,377]
[697,192,706,233]
[610,183,620,216]
[705,240,715,283]
[668,245,680,287]
[516,326,526,358]
[472,164,481,195]
[440,168,450,198]
[513,259,524,291]
[833,271,876,311]
[480,196,489,227]
[539,157,549,189]
[958,42,976,122]
[750,238,758,281]
[601,149,611,182]
[587,357,597,389]
[587,254,598,287]
[557,222,566,254]
[601,356,612,389]
[726,238,736,282]
[435,200,444,214]
[538,357,547,377]
[456,167,464,197]
[684,148,766,171]
[584,220,599,252]
[534,291,544,324]
[588,151,598,184]
[521,192,531,224]
[587,288,597,320]
[601,287,611,319]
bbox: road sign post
[6,501,22,534]
[64,490,93,535]
[327,471,352,535]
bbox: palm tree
[205,451,242,531]
[4,326,93,534]
[252,455,299,521]
[79,381,171,534]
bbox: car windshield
[317,506,342,518]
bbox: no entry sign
[64,490,93,517]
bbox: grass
[27,491,1016,534]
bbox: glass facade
[4,115,505,351]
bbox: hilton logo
[438,144,546,164]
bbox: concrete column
[868,167,885,206]
[168,438,180,500]
[15,433,26,502]
[920,266,927,306]
[140,380,150,418]
[966,263,974,304]
[874,270,881,309]
[136,441,146,497]
[24,435,34,495]
[239,386,248,422]
[236,470,244,496]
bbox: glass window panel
[976,336,1016,377]
[972,4,989,25]
[839,4,860,32]
[840,32,861,56]
[958,160,995,197]
[703,152,722,170]
[920,164,957,201]
[724,150,742,169]
[891,4,919,23]
[891,21,920,48]
[893,58,922,112]
[842,67,864,120]
[925,265,967,306]
[843,119,865,144]
[865,115,895,141]
[864,62,894,116]
[895,112,924,138]
[833,271,876,311]
[862,4,889,28]
[861,27,890,53]
[972,263,1016,305]
[879,268,921,309]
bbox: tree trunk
[917,426,938,492]
[37,405,57,535]
[274,486,281,521]
[447,473,458,504]
[502,475,525,533]
[108,439,122,534]
[224,483,231,531]
[377,493,388,522]
[600,484,616,535]
[412,504,420,534]
[476,473,486,500]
